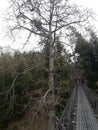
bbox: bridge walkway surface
[76,84,98,130]
[56,84,98,130]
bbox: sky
[0,0,98,51]
[71,0,98,27]
[0,0,39,52]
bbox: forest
[0,30,98,130]
[0,0,98,130]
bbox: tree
[90,30,98,63]
[0,51,46,130]
[7,0,90,129]
[75,32,98,88]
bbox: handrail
[56,85,78,130]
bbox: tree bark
[48,30,55,130]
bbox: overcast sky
[0,0,98,51]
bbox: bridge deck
[76,85,98,130]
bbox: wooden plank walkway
[76,85,98,130]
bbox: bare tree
[7,0,90,130]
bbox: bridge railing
[82,84,98,117]
[56,85,78,130]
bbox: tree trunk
[48,32,55,130]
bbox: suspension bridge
[56,82,98,130]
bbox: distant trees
[0,48,74,130]
[0,51,43,129]
[74,31,98,88]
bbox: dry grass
[7,112,48,130]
